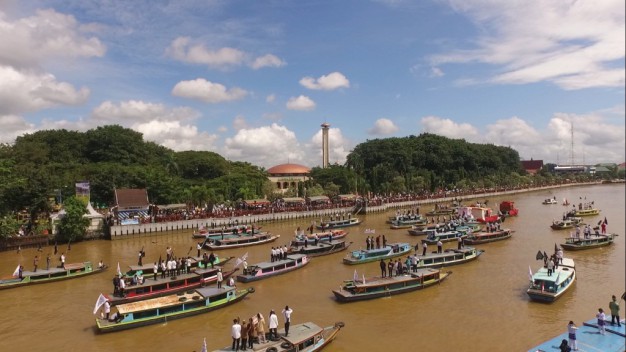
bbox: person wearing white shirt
[231,318,241,351]
[282,305,293,336]
[119,277,126,297]
[268,310,279,340]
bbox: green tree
[56,196,89,243]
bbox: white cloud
[368,118,399,135]
[172,78,248,103]
[420,116,480,140]
[134,120,218,151]
[233,115,248,130]
[286,95,316,111]
[0,115,35,143]
[250,54,286,69]
[0,65,90,115]
[266,94,276,103]
[166,37,245,69]
[0,8,105,69]
[432,0,625,90]
[91,100,199,124]
[299,72,350,90]
[223,123,305,167]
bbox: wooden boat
[107,267,239,305]
[464,229,513,245]
[414,247,484,269]
[288,240,353,257]
[125,255,233,277]
[0,261,107,290]
[389,215,428,229]
[527,257,576,303]
[542,198,557,205]
[407,223,444,236]
[457,206,499,223]
[332,268,451,302]
[560,233,617,251]
[95,286,253,333]
[205,232,280,250]
[342,243,411,265]
[499,201,519,217]
[191,225,260,239]
[236,254,309,283]
[568,208,601,217]
[291,230,348,246]
[425,208,455,216]
[421,229,467,245]
[211,321,345,352]
[550,218,583,230]
[316,217,361,230]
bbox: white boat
[527,257,576,302]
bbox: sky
[0,0,624,169]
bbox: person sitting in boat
[108,311,125,323]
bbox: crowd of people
[229,306,294,351]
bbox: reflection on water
[0,184,623,351]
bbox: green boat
[342,243,412,265]
[0,261,107,290]
[95,286,253,333]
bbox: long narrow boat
[125,256,233,277]
[316,217,361,230]
[0,261,107,290]
[212,321,345,352]
[191,224,261,239]
[388,215,428,229]
[407,223,446,236]
[332,268,451,302]
[288,240,353,257]
[414,247,484,269]
[236,254,309,283]
[464,229,513,245]
[205,233,280,250]
[560,233,617,251]
[291,230,348,246]
[527,257,576,303]
[567,208,601,217]
[107,267,239,305]
[342,243,412,265]
[550,217,583,230]
[95,286,253,333]
[421,229,466,245]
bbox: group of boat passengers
[540,247,564,276]
[364,235,388,250]
[378,255,422,277]
[229,306,293,351]
[269,245,290,262]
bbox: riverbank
[109,181,601,239]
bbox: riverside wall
[109,182,600,239]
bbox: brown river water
[0,183,624,352]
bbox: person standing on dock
[268,310,278,340]
[282,305,293,337]
[231,318,241,351]
[609,295,621,327]
[567,321,578,351]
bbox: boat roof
[251,254,307,269]
[281,322,323,344]
[354,269,440,287]
[115,286,232,314]
[21,262,88,276]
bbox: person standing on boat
[208,252,216,268]
[596,308,606,335]
[256,313,267,344]
[103,300,111,321]
[231,318,242,351]
[268,310,279,340]
[217,268,223,289]
[197,242,202,257]
[437,240,443,254]
[387,259,394,278]
[567,321,578,351]
[282,305,293,337]
[380,259,387,278]
[46,254,50,270]
[119,276,126,297]
[609,295,621,327]
[60,252,66,269]
[422,242,428,256]
[153,262,158,281]
[33,255,39,272]
[547,259,554,276]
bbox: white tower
[321,122,330,168]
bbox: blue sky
[0,0,624,168]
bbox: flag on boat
[116,262,122,277]
[234,252,249,268]
[353,269,358,282]
[535,250,544,261]
[12,264,20,278]
[93,293,108,314]
[362,274,366,285]
[528,266,533,281]
[200,338,207,352]
[604,217,608,225]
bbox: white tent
[50,202,105,235]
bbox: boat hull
[236,255,309,283]
[342,244,412,265]
[205,234,279,250]
[560,234,616,251]
[0,262,107,290]
[289,241,352,258]
[464,230,513,245]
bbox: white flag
[200,338,207,352]
[93,293,108,315]
[116,262,122,276]
[362,274,366,285]
[528,266,533,281]
[353,269,358,282]
[12,264,20,278]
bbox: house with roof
[113,188,150,225]
[521,159,544,175]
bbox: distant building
[113,188,150,225]
[521,159,544,175]
[267,163,311,194]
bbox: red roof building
[267,163,311,195]
[521,159,544,175]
